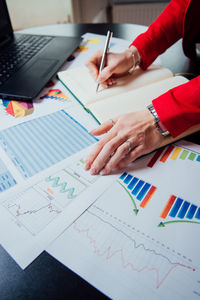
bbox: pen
[96,30,113,93]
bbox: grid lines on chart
[0,158,16,192]
[0,110,97,178]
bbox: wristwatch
[147,104,170,136]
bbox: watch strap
[147,104,170,136]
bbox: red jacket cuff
[152,77,200,137]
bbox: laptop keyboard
[0,34,53,86]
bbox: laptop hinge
[0,34,13,49]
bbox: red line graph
[7,203,61,217]
[73,221,195,289]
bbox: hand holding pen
[86,33,140,91]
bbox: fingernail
[100,170,105,176]
[90,167,97,175]
[85,162,90,170]
[89,130,95,135]
[100,168,109,176]
[112,79,117,85]
[108,80,116,86]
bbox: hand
[85,110,165,175]
[85,46,140,86]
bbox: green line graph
[45,175,76,198]
[117,181,139,215]
[158,220,200,227]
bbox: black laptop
[0,0,81,101]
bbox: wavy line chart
[2,165,89,235]
[47,141,200,299]
[73,208,195,290]
[3,187,61,235]
[37,169,87,208]
[51,171,200,299]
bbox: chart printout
[0,109,97,178]
[48,141,200,300]
[0,157,17,192]
[0,80,75,130]
[0,146,114,269]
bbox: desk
[0,23,199,300]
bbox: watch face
[155,122,170,136]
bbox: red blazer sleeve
[129,0,199,137]
[152,76,200,137]
[130,0,189,70]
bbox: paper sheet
[0,105,99,268]
[48,141,200,300]
[0,146,115,269]
[0,80,77,130]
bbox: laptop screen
[0,0,13,45]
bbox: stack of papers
[0,33,199,300]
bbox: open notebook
[58,65,188,124]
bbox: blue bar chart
[159,194,200,226]
[0,110,97,178]
[119,172,157,209]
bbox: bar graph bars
[147,148,164,168]
[160,194,200,223]
[0,159,16,192]
[148,144,200,168]
[160,145,174,163]
[160,195,176,219]
[0,110,97,178]
[119,172,157,209]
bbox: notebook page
[58,65,173,106]
[88,76,188,123]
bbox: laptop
[0,0,81,101]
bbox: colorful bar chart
[169,198,183,217]
[119,172,157,209]
[186,204,197,219]
[128,177,139,190]
[178,201,190,219]
[170,147,182,160]
[195,207,200,219]
[147,144,200,168]
[40,89,70,102]
[140,186,157,208]
[160,194,200,222]
[188,152,196,161]
[160,195,176,219]
[0,110,97,178]
[160,145,175,163]
[147,148,164,168]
